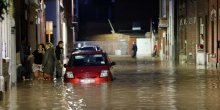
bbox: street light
[108,19,115,34]
[46,21,53,42]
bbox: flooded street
[1,56,220,110]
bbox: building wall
[64,0,75,54]
[207,0,220,66]
[158,0,168,60]
[158,0,169,61]
[27,3,38,51]
[158,28,167,60]
[178,0,208,64]
[0,0,16,97]
[168,0,175,61]
[45,0,59,43]
[14,0,27,51]
[218,1,220,64]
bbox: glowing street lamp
[46,21,53,42]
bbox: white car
[73,45,102,52]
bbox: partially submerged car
[73,45,102,52]
[64,51,115,84]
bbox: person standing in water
[131,41,138,58]
[55,41,64,79]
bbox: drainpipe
[169,0,175,62]
[72,0,75,44]
[56,0,60,44]
[175,0,179,64]
[10,17,16,87]
[0,20,3,100]
[217,0,219,67]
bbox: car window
[70,54,106,66]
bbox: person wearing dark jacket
[131,41,137,58]
[55,41,64,78]
[42,42,56,80]
[20,41,32,80]
[29,44,45,80]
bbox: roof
[72,50,106,55]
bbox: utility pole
[0,20,3,100]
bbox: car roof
[72,50,106,55]
[73,45,102,52]
[82,45,99,47]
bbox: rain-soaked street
[1,56,220,110]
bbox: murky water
[1,56,220,110]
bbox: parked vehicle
[64,51,115,84]
[73,45,102,52]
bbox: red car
[64,51,116,84]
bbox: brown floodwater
[1,56,220,110]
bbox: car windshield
[72,46,101,52]
[80,47,96,51]
[70,54,106,66]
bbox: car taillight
[66,71,74,78]
[100,70,108,77]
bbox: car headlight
[66,71,74,78]
[100,70,108,77]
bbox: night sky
[78,0,159,38]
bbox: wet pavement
[1,56,220,110]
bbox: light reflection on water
[1,56,220,109]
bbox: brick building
[208,0,220,67]
[177,0,220,67]
[158,0,177,61]
[158,0,220,66]
[158,0,168,60]
[178,0,208,65]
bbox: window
[70,54,106,66]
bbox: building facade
[208,0,220,67]
[158,0,178,62]
[177,0,208,65]
[27,0,46,51]
[0,0,76,100]
[63,0,77,54]
[45,0,70,57]
[0,0,16,100]
[159,0,211,65]
[162,0,220,67]
[177,0,220,67]
[158,0,168,61]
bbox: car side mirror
[64,64,67,68]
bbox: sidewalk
[109,55,217,70]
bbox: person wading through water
[42,42,56,80]
[55,41,64,80]
[131,41,138,58]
